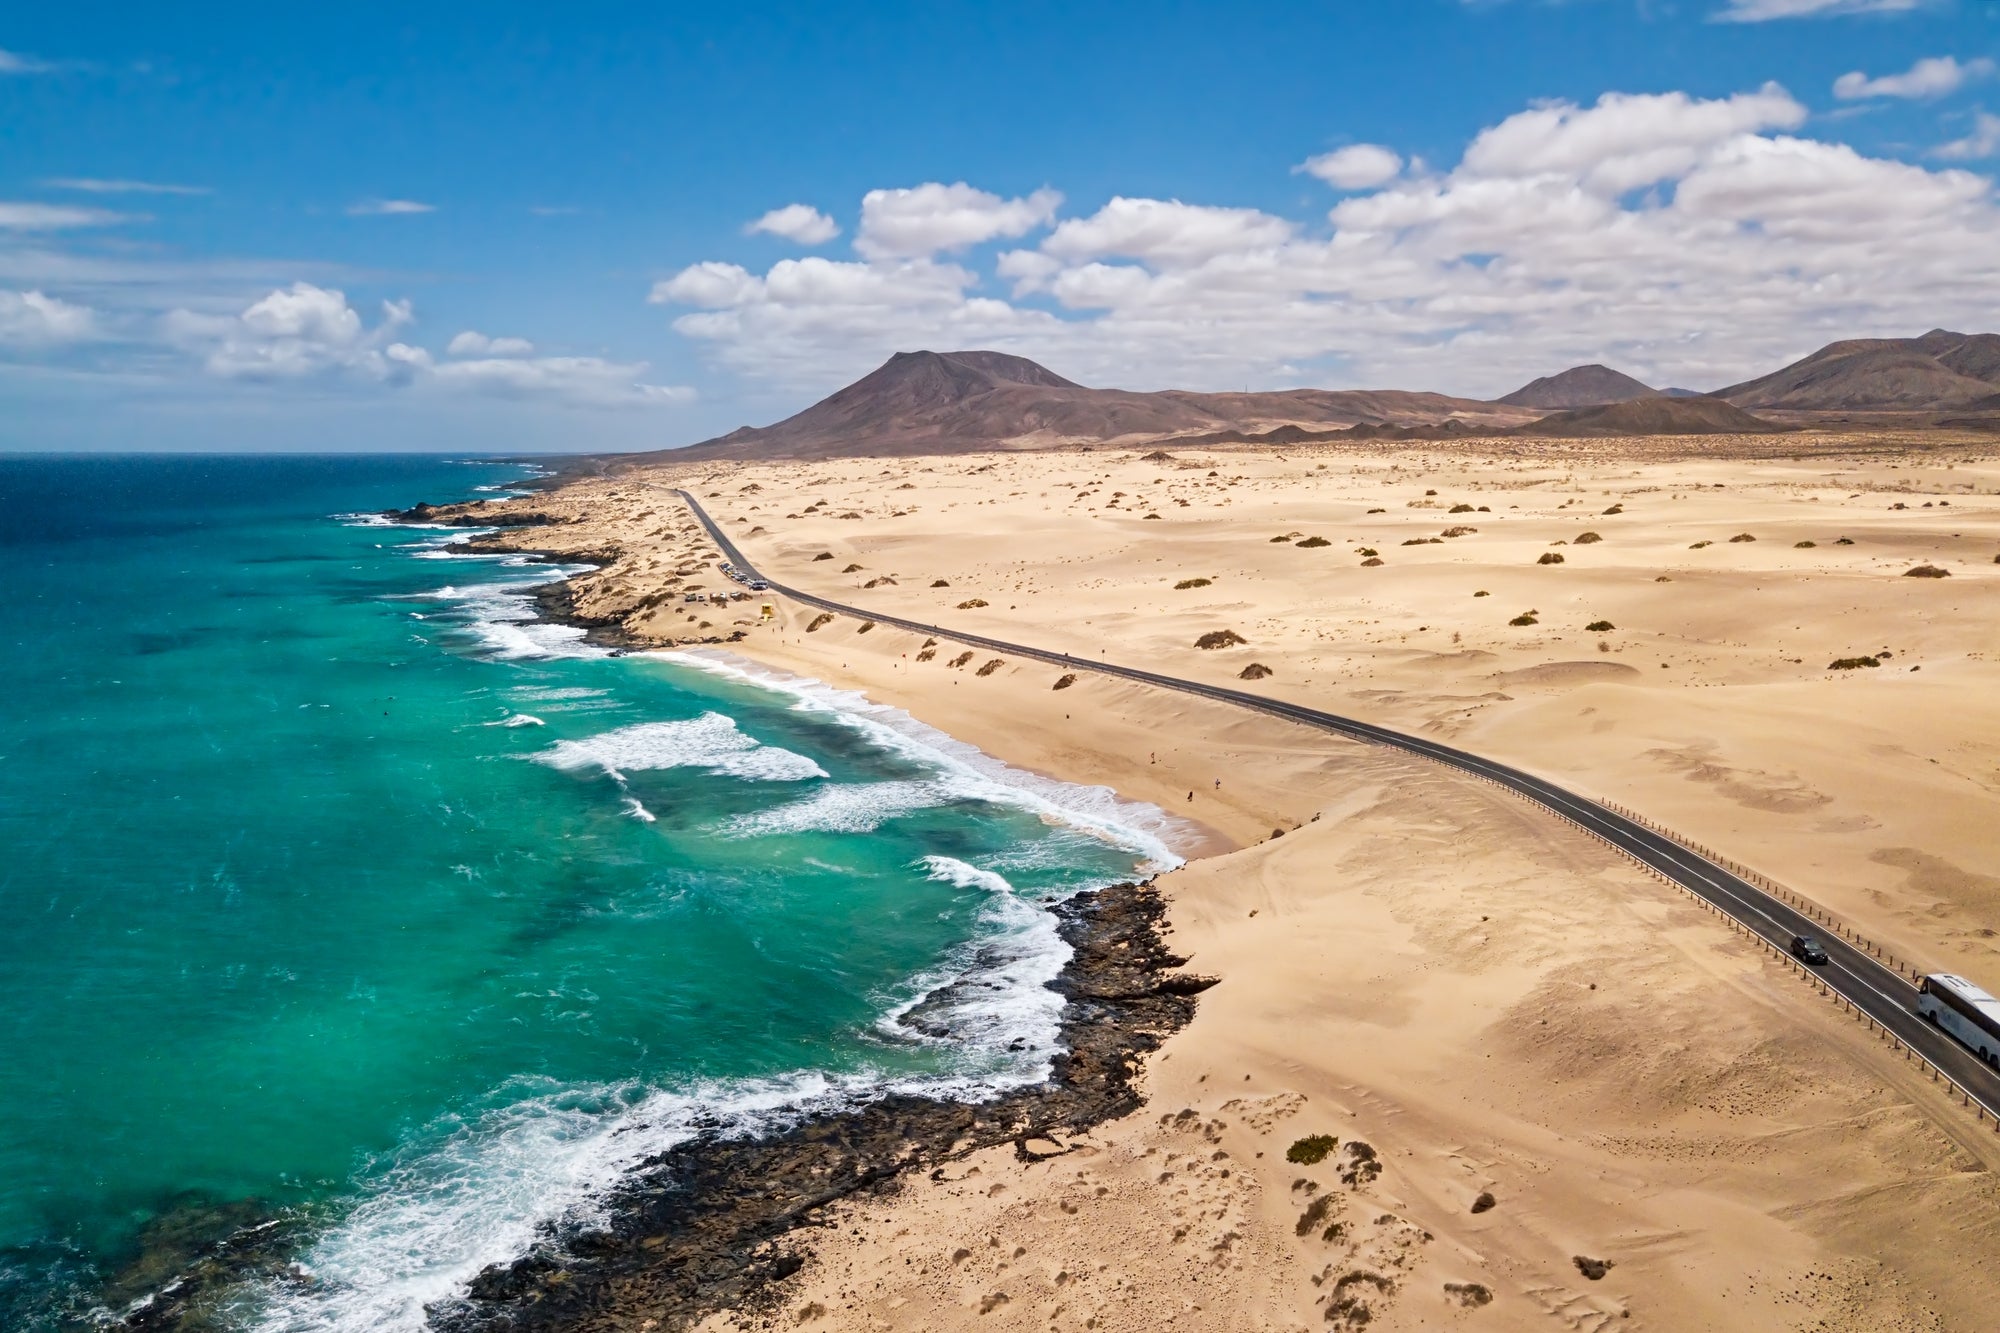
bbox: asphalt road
[675,488,2000,1121]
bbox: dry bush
[1510,612,1539,626]
[1052,673,1077,690]
[1285,1134,1337,1165]
[948,651,975,668]
[856,621,875,634]
[1602,503,1624,515]
[1795,540,1817,548]
[1537,552,1565,565]
[930,578,950,587]
[842,563,863,573]
[1297,535,1331,548]
[1449,503,1476,513]
[1689,540,1712,549]
[1574,531,1603,544]
[806,613,834,632]
[956,598,989,609]
[1904,565,1952,578]
[915,647,937,663]
[1195,629,1248,649]
[1585,619,1615,631]
[1360,556,1384,567]
[1174,577,1212,589]
[1473,589,1489,597]
[1441,526,1477,537]
[1729,532,1757,543]
[1355,546,1378,557]
[975,658,1005,677]
[812,551,834,561]
[1829,656,1880,670]
[1238,663,1274,680]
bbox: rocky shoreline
[104,880,1209,1333]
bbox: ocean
[0,454,1178,1331]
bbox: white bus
[1916,974,2000,1068]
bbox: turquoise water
[0,456,1176,1331]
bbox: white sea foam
[485,714,545,728]
[658,650,1190,869]
[418,577,603,662]
[724,779,945,836]
[535,712,826,783]
[620,796,657,823]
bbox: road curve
[673,488,2000,1120]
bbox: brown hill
[663,351,1534,460]
[1512,396,1782,438]
[1498,364,1660,409]
[1716,330,2000,411]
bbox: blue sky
[3,0,1996,451]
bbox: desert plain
[437,430,2000,1331]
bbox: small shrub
[1445,1282,1493,1308]
[842,563,863,573]
[956,598,990,609]
[1470,1191,1496,1214]
[812,551,834,561]
[856,620,875,634]
[1510,613,1539,626]
[1269,534,1293,543]
[1602,503,1623,515]
[1473,589,1489,597]
[1835,537,1854,546]
[1238,662,1273,680]
[948,651,975,668]
[806,613,834,632]
[1585,619,1614,632]
[1174,577,1213,589]
[1286,1134,1338,1165]
[1728,532,1756,543]
[1829,656,1880,670]
[931,578,950,587]
[1904,565,1951,578]
[1794,540,1817,548]
[1537,552,1565,565]
[921,636,938,648]
[915,647,937,662]
[1142,512,1162,520]
[1574,531,1602,544]
[975,658,1004,677]
[1402,538,1430,546]
[1366,507,1386,514]
[1196,629,1248,649]
[1360,557,1384,566]
[1425,488,1438,496]
[1297,535,1331,548]
[1441,526,1476,537]
[1052,673,1077,690]
[1689,540,1712,549]
[1449,503,1475,513]
[1355,547,1379,557]
[1478,505,1490,511]
[1573,1256,1614,1281]
[837,511,861,520]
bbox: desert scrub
[1297,535,1331,548]
[948,651,975,668]
[1238,662,1273,680]
[1794,540,1817,548]
[1510,612,1539,626]
[1574,531,1602,544]
[1286,1133,1338,1165]
[1729,532,1757,543]
[1602,503,1624,515]
[1449,503,1475,513]
[856,620,875,634]
[1537,552,1565,565]
[841,563,863,573]
[1174,577,1212,589]
[1473,589,1489,597]
[975,658,1004,677]
[1360,557,1384,566]
[805,613,834,632]
[812,551,834,561]
[1440,526,1476,537]
[1052,673,1077,690]
[915,648,937,663]
[1195,629,1248,649]
[1904,565,1952,578]
[1585,619,1615,631]
[1829,656,1880,670]
[1689,540,1712,549]
[956,598,990,608]
[930,578,950,587]
[1355,547,1378,557]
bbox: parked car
[1789,934,1829,966]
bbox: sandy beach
[425,435,2000,1330]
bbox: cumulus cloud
[1936,111,2000,161]
[650,84,2000,399]
[156,284,689,407]
[1298,144,1405,190]
[0,289,95,345]
[1714,0,1930,19]
[0,202,133,230]
[346,199,436,217]
[746,203,840,245]
[855,182,1060,259]
[447,330,536,357]
[1835,56,1994,100]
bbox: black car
[1789,934,1830,966]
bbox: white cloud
[651,84,2000,400]
[1835,56,1994,100]
[1936,112,2000,160]
[0,289,95,345]
[0,47,57,74]
[855,182,1060,259]
[0,202,133,230]
[426,355,695,408]
[1298,144,1405,190]
[1714,0,1929,20]
[346,199,436,217]
[746,203,840,245]
[43,178,211,195]
[447,330,536,357]
[1043,198,1295,265]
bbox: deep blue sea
[0,455,1176,1331]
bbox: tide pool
[0,455,1176,1332]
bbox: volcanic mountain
[663,350,1538,460]
[1715,330,2000,411]
[1497,364,1662,409]
[1510,396,1782,438]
